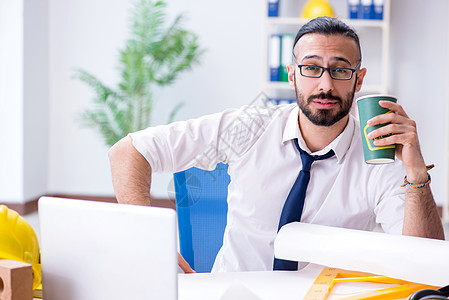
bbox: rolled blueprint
[274,222,449,286]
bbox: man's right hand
[178,253,195,273]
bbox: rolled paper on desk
[274,222,449,287]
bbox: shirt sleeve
[128,105,277,173]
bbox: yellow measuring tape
[303,267,439,300]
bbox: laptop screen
[38,197,178,300]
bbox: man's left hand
[366,100,427,182]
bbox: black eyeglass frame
[292,55,361,81]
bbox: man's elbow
[108,135,150,174]
[108,136,133,164]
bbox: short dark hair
[293,17,362,63]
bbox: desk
[34,263,417,299]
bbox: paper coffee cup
[356,95,397,164]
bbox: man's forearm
[108,136,152,206]
[403,184,445,240]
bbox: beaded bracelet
[400,164,434,188]
[400,173,431,188]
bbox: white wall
[23,0,49,201]
[0,1,24,203]
[0,0,49,204]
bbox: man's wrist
[405,166,428,185]
[402,164,435,188]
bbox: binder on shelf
[268,0,280,17]
[269,34,281,82]
[348,0,360,19]
[280,34,294,82]
[373,0,384,20]
[360,0,374,19]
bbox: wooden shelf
[266,17,386,29]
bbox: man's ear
[355,67,367,93]
[287,64,296,90]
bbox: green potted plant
[74,0,204,146]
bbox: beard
[295,79,357,127]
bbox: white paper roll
[274,222,449,286]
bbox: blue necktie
[273,138,335,271]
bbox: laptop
[38,196,178,300]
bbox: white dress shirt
[130,103,406,272]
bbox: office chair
[173,163,230,273]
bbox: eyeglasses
[292,55,360,80]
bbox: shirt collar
[282,106,355,163]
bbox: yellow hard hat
[0,205,41,290]
[301,0,335,19]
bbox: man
[108,17,444,273]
